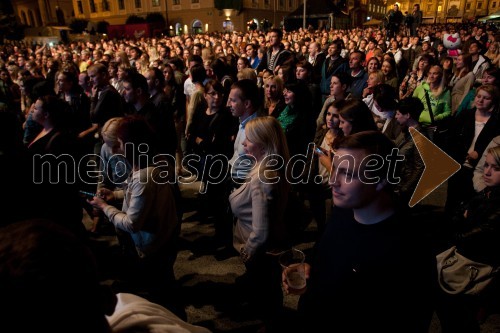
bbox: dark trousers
[445,166,475,215]
[241,252,284,329]
[307,183,332,240]
[411,24,419,37]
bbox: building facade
[12,0,74,27]
[11,0,498,34]
[72,0,166,25]
[69,0,299,33]
[167,0,298,34]
[384,0,496,23]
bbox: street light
[303,0,307,29]
[273,0,276,27]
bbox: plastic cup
[279,248,306,292]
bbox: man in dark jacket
[411,4,423,37]
[257,28,293,74]
[386,4,404,38]
[88,63,124,154]
[122,72,177,157]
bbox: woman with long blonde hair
[262,75,286,118]
[484,41,499,66]
[115,51,131,68]
[449,54,475,115]
[229,116,291,332]
[446,85,500,214]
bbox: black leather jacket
[453,186,500,266]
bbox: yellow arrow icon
[408,127,461,207]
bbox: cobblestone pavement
[86,180,500,333]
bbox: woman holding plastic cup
[229,116,291,331]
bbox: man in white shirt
[227,79,260,182]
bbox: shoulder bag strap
[424,89,436,125]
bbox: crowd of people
[1,20,500,333]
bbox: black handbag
[424,89,450,150]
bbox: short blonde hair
[487,146,500,168]
[101,117,123,149]
[237,68,257,83]
[369,70,385,85]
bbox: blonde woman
[7,64,20,85]
[115,51,131,68]
[135,57,149,76]
[412,65,451,141]
[237,68,257,83]
[93,117,131,232]
[262,75,286,118]
[449,54,475,115]
[437,144,500,333]
[98,117,131,192]
[362,70,385,101]
[147,45,159,64]
[229,116,290,331]
[446,85,500,214]
[484,42,499,66]
[89,116,180,314]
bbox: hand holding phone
[79,190,96,198]
[315,147,326,156]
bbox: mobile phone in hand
[79,190,96,198]
[315,147,326,156]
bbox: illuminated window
[102,0,110,11]
[77,0,83,14]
